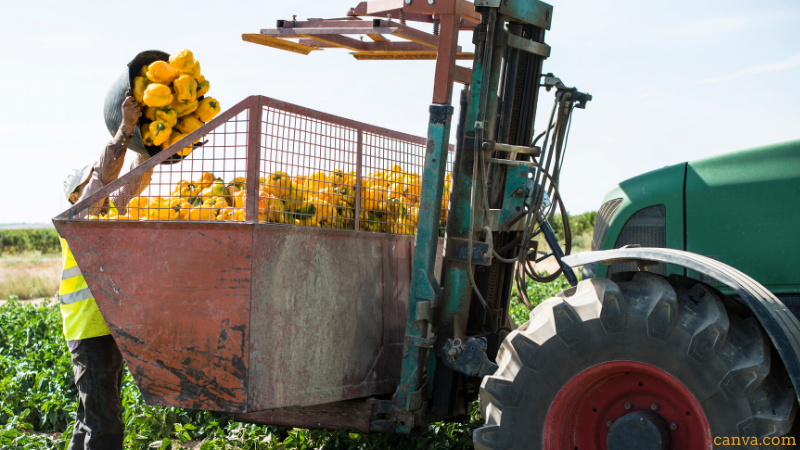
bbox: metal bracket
[369,398,392,416]
[474,0,501,6]
[415,300,437,322]
[405,335,438,348]
[501,31,551,58]
[413,269,441,305]
[387,403,426,432]
[407,382,427,410]
[482,139,541,157]
[446,237,493,266]
[440,337,499,378]
[486,157,538,168]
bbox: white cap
[63,164,93,203]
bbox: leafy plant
[509,273,574,327]
[0,230,61,257]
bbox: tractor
[55,0,800,448]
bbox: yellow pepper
[180,60,201,78]
[157,107,178,127]
[175,115,204,135]
[283,181,308,212]
[132,76,150,105]
[327,169,345,186]
[179,202,193,220]
[234,191,246,209]
[168,49,195,72]
[405,173,422,204]
[161,131,193,157]
[364,186,387,211]
[388,164,404,175]
[196,172,216,191]
[258,194,289,223]
[139,65,149,77]
[303,172,328,195]
[233,208,245,222]
[188,197,224,221]
[141,125,156,147]
[312,200,339,228]
[225,177,246,204]
[148,120,172,146]
[144,106,157,121]
[173,75,196,104]
[200,179,226,202]
[188,206,214,221]
[194,97,221,122]
[147,197,171,221]
[265,172,292,199]
[127,197,149,220]
[172,181,201,205]
[146,60,177,84]
[196,75,210,97]
[217,207,236,222]
[145,106,178,127]
[387,183,405,201]
[171,96,198,117]
[142,84,173,107]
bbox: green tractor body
[591,138,800,298]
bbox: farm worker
[59,96,152,450]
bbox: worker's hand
[120,96,142,136]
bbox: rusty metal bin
[54,96,450,429]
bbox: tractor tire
[474,272,798,450]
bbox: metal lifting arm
[246,0,592,434]
[389,0,594,433]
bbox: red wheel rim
[542,361,712,450]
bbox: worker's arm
[76,97,142,216]
[111,152,153,215]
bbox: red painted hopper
[54,96,448,431]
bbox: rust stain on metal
[56,220,252,412]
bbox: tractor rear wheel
[474,272,798,450]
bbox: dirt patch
[0,259,60,300]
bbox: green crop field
[0,275,570,450]
[0,225,583,449]
[0,230,61,258]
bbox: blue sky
[0,0,798,224]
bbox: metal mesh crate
[63,96,453,237]
[54,96,449,415]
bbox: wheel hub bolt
[606,420,613,428]
[670,422,678,431]
[624,402,632,410]
[651,403,659,411]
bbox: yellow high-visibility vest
[59,238,110,340]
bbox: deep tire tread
[476,273,798,449]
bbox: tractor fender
[562,248,800,404]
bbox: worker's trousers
[68,335,124,450]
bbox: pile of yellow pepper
[86,165,451,236]
[132,49,221,156]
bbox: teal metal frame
[391,0,558,433]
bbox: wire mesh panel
[258,104,359,229]
[68,104,251,223]
[361,132,423,235]
[256,98,454,236]
[64,96,453,236]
